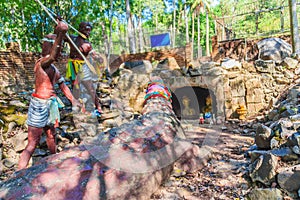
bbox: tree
[126,0,136,54]
[289,0,300,54]
[191,0,210,57]
[172,0,176,47]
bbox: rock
[6,121,17,133]
[2,158,15,168]
[255,124,272,149]
[292,145,300,155]
[103,119,118,128]
[32,148,47,157]
[282,57,298,69]
[8,131,28,152]
[8,100,27,107]
[249,153,278,185]
[248,148,298,162]
[283,70,295,79]
[286,132,300,147]
[0,78,195,200]
[255,59,275,73]
[268,110,278,120]
[79,123,97,137]
[125,60,153,74]
[295,66,300,75]
[278,165,300,192]
[101,111,120,120]
[221,58,241,70]
[203,66,225,76]
[247,188,282,200]
[257,38,292,63]
[270,138,279,149]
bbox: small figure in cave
[199,113,204,124]
[65,21,103,114]
[182,96,195,117]
[18,20,81,170]
[202,96,212,113]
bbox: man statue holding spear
[34,0,103,115]
[65,22,103,115]
[18,19,81,170]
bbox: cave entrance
[171,86,217,120]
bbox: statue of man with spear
[65,22,103,115]
[34,0,103,115]
[18,19,81,170]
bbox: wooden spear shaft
[34,0,97,75]
[46,8,87,40]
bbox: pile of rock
[246,84,300,199]
[0,78,132,180]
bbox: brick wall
[0,42,191,94]
[0,42,68,93]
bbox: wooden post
[289,0,300,54]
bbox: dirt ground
[1,119,254,200]
[151,120,254,200]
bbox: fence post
[289,0,300,54]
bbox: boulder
[278,164,300,192]
[257,38,292,63]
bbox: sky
[212,0,220,7]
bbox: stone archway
[164,75,226,123]
[171,86,217,120]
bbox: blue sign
[150,33,171,48]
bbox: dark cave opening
[171,86,217,120]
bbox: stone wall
[0,43,68,94]
[2,40,299,120]
[0,48,37,93]
[147,55,300,120]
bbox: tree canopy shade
[2,0,300,57]
[0,0,219,57]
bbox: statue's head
[79,22,92,38]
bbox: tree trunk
[177,1,183,34]
[138,15,144,52]
[101,22,109,56]
[155,14,158,31]
[172,0,176,47]
[107,0,113,65]
[197,13,202,57]
[126,0,136,54]
[191,12,195,60]
[205,5,210,56]
[289,0,300,54]
[184,3,189,44]
[280,6,284,32]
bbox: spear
[34,0,97,75]
[46,8,88,40]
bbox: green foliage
[215,0,294,39]
[1,0,291,56]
